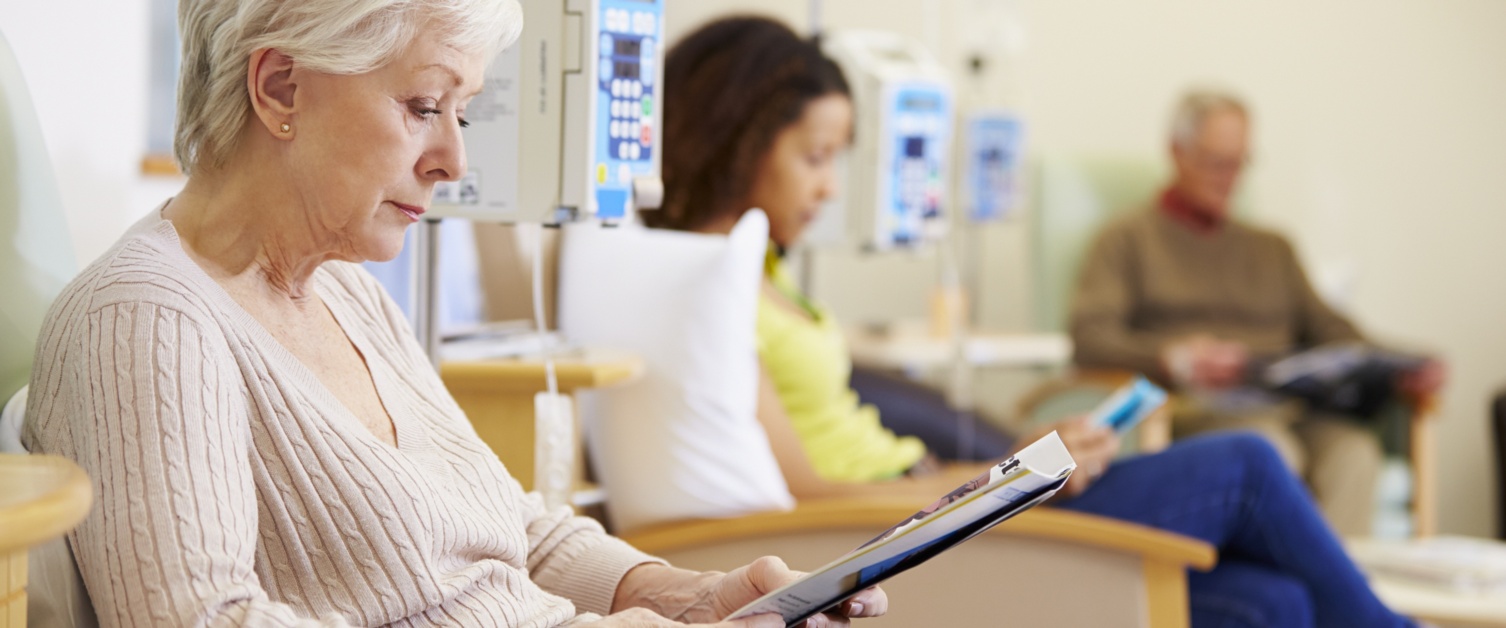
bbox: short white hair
[1170,89,1248,148]
[174,0,523,174]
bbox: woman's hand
[1018,416,1120,497]
[612,557,887,627]
[588,606,782,627]
[904,453,944,477]
[693,556,886,627]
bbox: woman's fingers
[1055,416,1121,496]
[715,562,885,627]
[1062,418,1117,462]
[801,612,848,627]
[597,607,689,626]
[711,613,785,628]
[707,556,802,619]
[744,556,800,593]
[843,587,888,616]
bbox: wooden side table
[0,454,92,628]
[440,352,643,500]
[845,325,1072,372]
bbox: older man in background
[1068,90,1440,536]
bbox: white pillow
[558,210,794,532]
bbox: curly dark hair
[643,15,851,231]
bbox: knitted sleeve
[1278,238,1364,347]
[57,301,348,627]
[518,470,665,616]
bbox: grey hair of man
[1170,89,1249,149]
[173,0,523,175]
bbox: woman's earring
[280,123,291,134]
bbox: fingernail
[849,602,864,616]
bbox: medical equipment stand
[413,218,442,369]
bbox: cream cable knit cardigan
[24,212,659,626]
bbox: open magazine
[1261,342,1426,417]
[726,432,1076,626]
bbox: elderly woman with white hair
[21,1,884,625]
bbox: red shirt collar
[1160,186,1225,234]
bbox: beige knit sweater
[24,212,659,626]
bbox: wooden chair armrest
[1404,391,1440,421]
[0,454,93,555]
[621,498,1216,572]
[1405,391,1440,537]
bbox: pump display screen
[594,0,661,220]
[903,136,926,158]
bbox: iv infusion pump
[811,31,955,251]
[428,0,666,223]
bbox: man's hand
[1163,335,1249,390]
[612,558,887,627]
[1399,359,1447,398]
[1017,416,1120,497]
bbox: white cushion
[558,210,794,532]
[1,385,25,454]
[27,538,97,628]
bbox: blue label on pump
[592,0,662,221]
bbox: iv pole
[798,0,824,297]
[412,218,442,370]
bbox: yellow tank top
[756,250,927,482]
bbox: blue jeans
[1057,434,1414,628]
[851,367,1016,461]
[855,370,1412,626]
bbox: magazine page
[727,432,1075,626]
[1263,342,1425,387]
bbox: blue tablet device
[1087,376,1169,433]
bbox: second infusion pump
[821,31,954,250]
[430,0,666,223]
